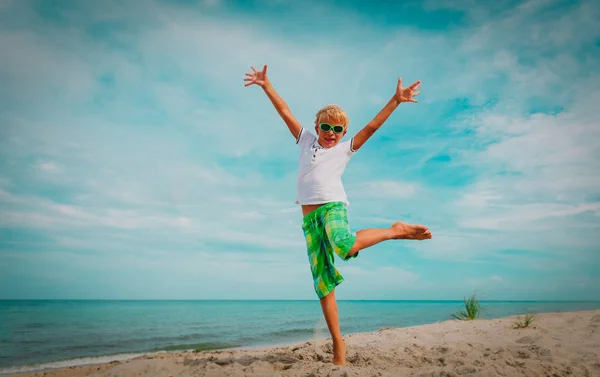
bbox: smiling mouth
[325,138,335,142]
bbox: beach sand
[12,310,600,377]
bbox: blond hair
[315,104,349,127]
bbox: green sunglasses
[319,123,345,134]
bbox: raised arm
[244,65,302,140]
[352,77,421,151]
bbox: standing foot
[332,339,346,366]
[391,222,432,240]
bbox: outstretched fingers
[409,81,421,102]
[396,78,422,102]
[244,65,268,87]
[244,67,258,87]
[409,80,421,90]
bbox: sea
[2,300,600,374]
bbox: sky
[0,0,599,301]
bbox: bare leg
[347,222,432,257]
[319,290,346,365]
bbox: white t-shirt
[295,127,357,206]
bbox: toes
[419,230,432,240]
[392,223,431,240]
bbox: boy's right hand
[244,64,301,140]
[244,65,268,87]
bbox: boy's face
[314,118,347,148]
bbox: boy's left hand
[395,78,421,103]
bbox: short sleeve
[349,137,357,155]
[339,138,357,157]
[296,127,317,146]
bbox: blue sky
[1,0,599,301]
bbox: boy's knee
[331,231,358,260]
[322,204,357,260]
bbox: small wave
[0,352,151,376]
[53,332,222,353]
[269,328,315,337]
[156,342,239,352]
[23,322,48,329]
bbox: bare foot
[332,339,346,366]
[391,222,432,240]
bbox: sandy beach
[11,310,600,377]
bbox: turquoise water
[2,300,600,373]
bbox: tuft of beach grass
[451,294,482,320]
[513,313,536,329]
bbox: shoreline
[4,309,600,376]
[0,339,315,376]
[0,353,157,376]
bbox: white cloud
[0,246,316,299]
[349,180,417,199]
[0,187,307,252]
[459,202,600,231]
[34,161,62,174]
[453,97,600,235]
[0,31,94,102]
[336,265,421,299]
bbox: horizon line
[2,299,599,302]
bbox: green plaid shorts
[301,202,358,299]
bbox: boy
[244,65,432,366]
